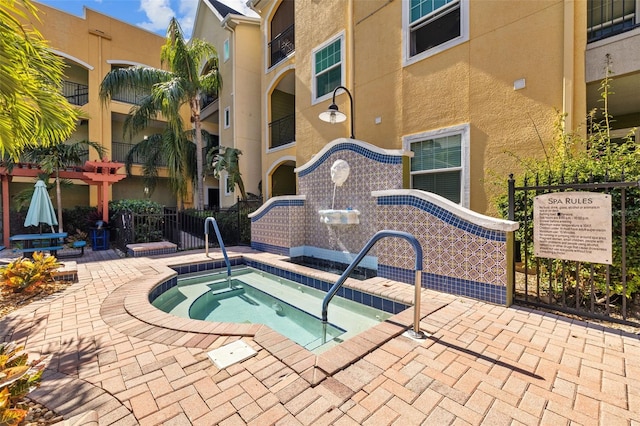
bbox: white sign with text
[533,192,612,264]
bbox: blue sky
[36,0,257,37]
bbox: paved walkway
[2,248,640,425]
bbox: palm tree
[207,146,247,201]
[22,140,106,232]
[99,17,221,209]
[123,129,218,208]
[0,0,80,156]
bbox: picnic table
[10,232,68,256]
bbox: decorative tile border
[377,195,507,241]
[296,140,405,178]
[379,264,506,305]
[249,198,305,222]
[250,241,290,256]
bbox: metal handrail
[204,217,231,277]
[321,230,425,340]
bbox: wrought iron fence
[201,94,218,110]
[112,141,167,166]
[269,114,295,148]
[508,172,640,327]
[112,85,149,104]
[111,200,260,253]
[269,25,295,67]
[588,0,639,42]
[62,80,88,106]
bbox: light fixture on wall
[318,85,355,139]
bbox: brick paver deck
[2,247,639,425]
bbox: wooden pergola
[0,158,125,247]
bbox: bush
[496,69,640,299]
[0,342,51,426]
[0,253,61,293]
[62,206,99,235]
[109,199,164,218]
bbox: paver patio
[2,247,639,425]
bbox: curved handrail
[204,217,231,277]
[321,230,425,338]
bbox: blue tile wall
[250,241,290,256]
[379,264,506,305]
[377,195,507,242]
[250,199,305,222]
[298,142,403,178]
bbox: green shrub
[496,68,640,300]
[0,253,61,293]
[0,342,51,426]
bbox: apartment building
[191,0,262,209]
[15,2,173,210]
[241,0,639,215]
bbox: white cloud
[137,0,175,33]
[177,0,198,35]
[220,0,259,17]
[135,0,258,37]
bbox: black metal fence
[269,24,295,67]
[112,85,149,105]
[111,200,260,253]
[587,0,639,42]
[62,80,89,106]
[508,173,640,327]
[269,114,295,148]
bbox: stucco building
[191,0,262,209]
[17,2,176,209]
[241,0,639,215]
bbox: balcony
[201,94,218,110]
[269,25,294,68]
[269,114,295,149]
[588,0,639,42]
[63,80,88,106]
[112,85,150,105]
[112,141,168,167]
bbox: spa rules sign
[533,192,612,264]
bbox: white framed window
[223,39,230,62]
[224,107,230,129]
[403,0,469,65]
[403,124,470,207]
[312,32,344,103]
[224,174,233,196]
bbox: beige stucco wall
[290,0,586,215]
[232,22,262,201]
[193,4,262,207]
[254,0,297,201]
[28,3,166,208]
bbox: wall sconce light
[318,85,355,139]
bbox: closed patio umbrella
[24,180,58,233]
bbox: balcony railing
[269,114,295,149]
[62,80,88,106]
[112,141,168,167]
[201,93,218,110]
[588,0,639,42]
[111,85,150,105]
[269,25,295,68]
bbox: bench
[16,246,64,255]
[126,241,177,257]
[58,241,86,259]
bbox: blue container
[90,228,109,250]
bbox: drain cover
[207,340,257,369]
